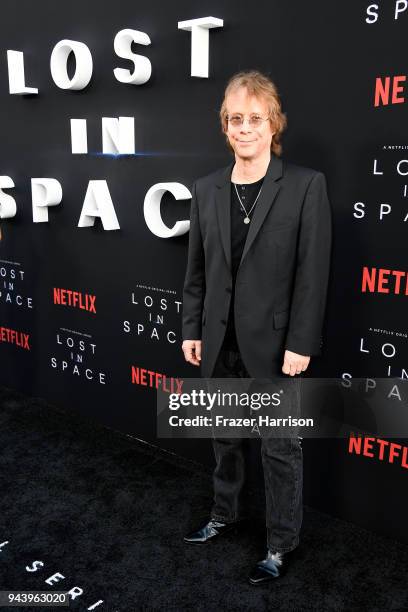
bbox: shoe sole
[248,569,287,585]
[248,577,278,586]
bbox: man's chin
[234,148,255,160]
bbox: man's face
[225,87,275,160]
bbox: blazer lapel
[215,154,283,274]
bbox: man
[181,70,332,585]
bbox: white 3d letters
[70,119,88,154]
[31,179,63,223]
[7,50,38,95]
[102,117,135,154]
[50,40,93,90]
[0,176,17,218]
[113,29,152,84]
[78,181,120,230]
[144,183,191,238]
[178,16,223,78]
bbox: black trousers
[209,343,303,553]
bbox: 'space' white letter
[78,181,120,230]
[0,176,17,218]
[144,183,191,238]
[31,178,63,222]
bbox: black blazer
[182,153,332,378]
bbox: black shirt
[223,175,265,350]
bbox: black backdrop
[1,0,408,543]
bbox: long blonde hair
[219,70,287,157]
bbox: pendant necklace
[233,181,263,224]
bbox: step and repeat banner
[1,1,407,542]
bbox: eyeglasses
[226,113,270,127]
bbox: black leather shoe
[183,518,246,544]
[248,549,296,585]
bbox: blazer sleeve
[284,171,332,356]
[182,180,206,340]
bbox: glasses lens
[229,115,242,126]
[249,116,263,126]
[227,114,267,126]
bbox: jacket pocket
[273,309,289,329]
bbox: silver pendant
[244,217,250,224]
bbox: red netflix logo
[0,326,30,349]
[53,288,96,313]
[374,76,406,107]
[131,366,183,394]
[349,433,408,470]
[361,267,408,295]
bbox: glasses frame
[226,113,271,128]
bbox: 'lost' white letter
[178,17,223,78]
[113,29,152,84]
[7,50,38,95]
[50,40,93,90]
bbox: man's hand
[182,340,202,366]
[282,350,310,376]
